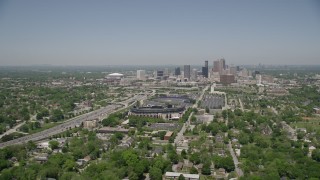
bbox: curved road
[0,94,147,149]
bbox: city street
[174,85,209,145]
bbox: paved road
[228,141,244,177]
[239,98,244,111]
[0,94,148,148]
[0,122,26,139]
[227,98,244,177]
[271,107,278,115]
[174,85,209,145]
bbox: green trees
[36,109,49,120]
[49,140,59,150]
[190,166,198,174]
[181,149,187,159]
[178,174,186,180]
[238,132,250,145]
[189,152,201,164]
[213,155,235,172]
[205,107,210,113]
[166,144,179,164]
[201,162,211,175]
[51,109,64,122]
[102,113,123,127]
[149,167,162,180]
[19,122,41,133]
[312,149,320,162]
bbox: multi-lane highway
[0,94,147,148]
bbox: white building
[106,73,124,80]
[137,70,146,80]
[165,172,199,180]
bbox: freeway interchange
[0,94,147,149]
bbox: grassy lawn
[200,175,215,180]
[28,122,61,134]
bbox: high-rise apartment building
[184,65,191,80]
[137,70,145,80]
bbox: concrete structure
[202,66,208,78]
[184,65,191,80]
[220,74,235,84]
[105,73,124,84]
[164,131,173,140]
[137,70,146,80]
[213,60,220,73]
[175,67,181,76]
[164,68,169,76]
[191,68,198,80]
[210,84,215,93]
[156,70,164,78]
[97,127,129,134]
[230,66,237,75]
[83,119,97,129]
[213,59,226,74]
[165,172,200,180]
[202,60,209,78]
[106,73,124,79]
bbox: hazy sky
[0,0,319,66]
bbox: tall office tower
[175,67,181,76]
[192,68,198,80]
[202,67,208,78]
[202,60,209,78]
[213,60,220,72]
[184,65,191,80]
[214,58,226,74]
[156,70,164,78]
[137,70,146,80]
[164,68,169,76]
[220,58,226,70]
[230,67,237,76]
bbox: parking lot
[201,94,225,109]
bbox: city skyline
[0,0,319,66]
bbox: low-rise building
[220,74,235,85]
[97,127,129,134]
[165,172,200,180]
[84,119,97,129]
[164,131,173,141]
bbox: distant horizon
[0,0,319,66]
[1,63,320,67]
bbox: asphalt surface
[0,94,147,148]
[228,141,244,177]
